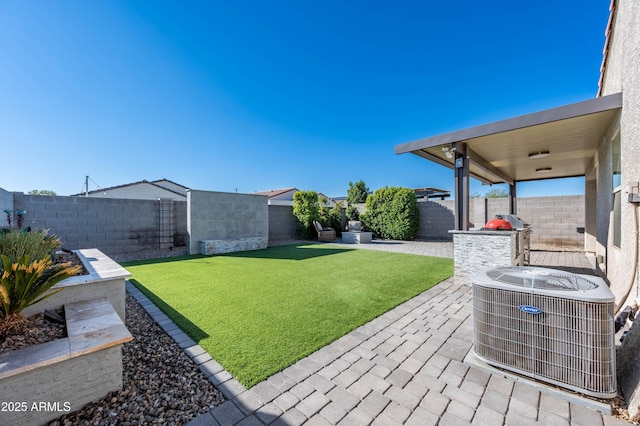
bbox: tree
[28,189,57,196]
[361,186,419,240]
[345,205,360,221]
[484,187,509,198]
[346,180,370,204]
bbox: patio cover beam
[395,92,622,184]
[465,146,514,186]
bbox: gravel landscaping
[0,309,65,353]
[46,247,225,425]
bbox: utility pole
[85,175,89,197]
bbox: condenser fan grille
[473,285,616,397]
[485,267,598,291]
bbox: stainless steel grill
[494,214,528,229]
[473,266,616,398]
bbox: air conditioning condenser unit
[472,266,616,398]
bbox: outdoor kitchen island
[450,226,530,287]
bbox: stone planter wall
[0,298,132,426]
[21,248,131,321]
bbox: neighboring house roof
[72,178,189,199]
[256,188,299,198]
[150,179,190,193]
[256,188,339,206]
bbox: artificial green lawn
[123,244,453,388]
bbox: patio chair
[313,220,336,242]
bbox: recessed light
[529,151,550,159]
[536,167,552,173]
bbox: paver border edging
[125,281,247,400]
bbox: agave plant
[0,254,81,337]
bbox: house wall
[10,193,187,254]
[596,1,640,414]
[0,187,14,225]
[598,0,640,305]
[584,177,597,253]
[84,183,186,200]
[187,190,268,254]
[591,119,618,277]
[153,180,188,195]
[270,190,297,200]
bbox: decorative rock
[48,293,225,425]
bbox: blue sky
[0,1,608,198]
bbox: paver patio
[126,241,630,425]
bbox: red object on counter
[484,218,513,230]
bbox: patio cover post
[509,183,517,214]
[454,142,470,230]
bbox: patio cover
[394,92,622,229]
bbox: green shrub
[293,190,321,239]
[293,191,343,239]
[321,200,344,235]
[0,229,61,267]
[361,186,419,240]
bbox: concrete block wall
[187,190,268,254]
[1,186,585,253]
[11,193,188,254]
[516,195,585,251]
[157,198,175,250]
[486,198,511,221]
[175,200,188,246]
[268,205,297,242]
[417,201,455,240]
[415,196,585,250]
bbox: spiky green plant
[0,229,61,267]
[0,255,80,337]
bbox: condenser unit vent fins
[472,266,616,398]
[485,267,598,290]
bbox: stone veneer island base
[450,229,528,286]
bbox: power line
[80,176,115,198]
